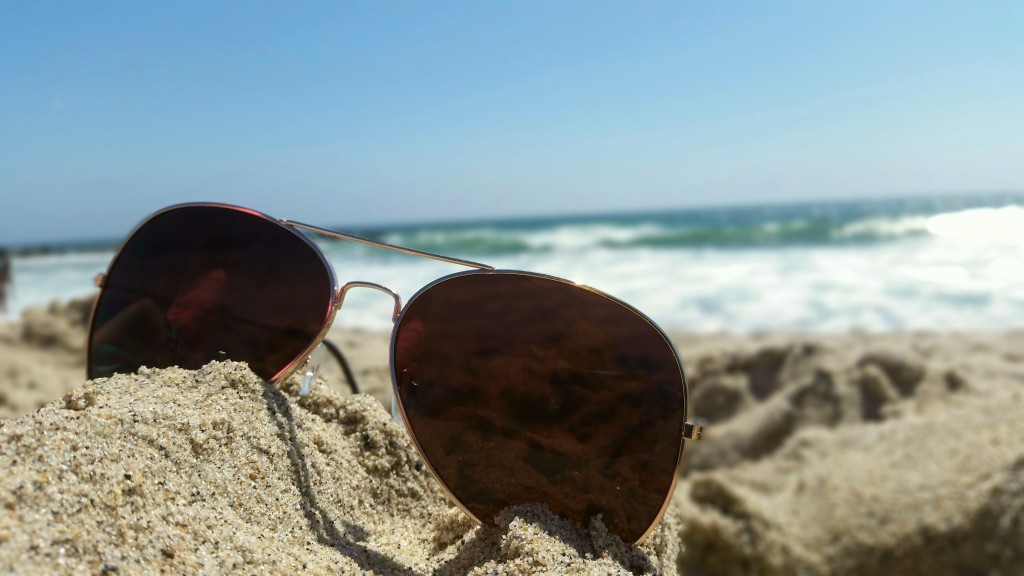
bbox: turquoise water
[348,194,1017,253]
[5,194,1024,332]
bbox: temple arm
[281,220,494,271]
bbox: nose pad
[335,281,402,322]
[299,343,328,396]
[391,396,406,429]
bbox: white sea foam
[377,222,668,254]
[925,205,1024,244]
[1,251,113,319]
[4,202,1023,334]
[518,222,666,251]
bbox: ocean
[4,194,1023,333]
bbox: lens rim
[389,269,690,545]
[86,202,340,383]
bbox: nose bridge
[336,281,403,323]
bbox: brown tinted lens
[393,272,686,543]
[88,205,333,382]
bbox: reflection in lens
[393,272,687,544]
[88,205,333,382]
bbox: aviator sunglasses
[86,203,703,544]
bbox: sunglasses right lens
[392,271,687,544]
[88,205,334,382]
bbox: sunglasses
[86,203,703,544]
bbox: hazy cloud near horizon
[2,1,1022,245]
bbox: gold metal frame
[281,220,494,271]
[86,201,701,546]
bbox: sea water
[4,194,1023,333]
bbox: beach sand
[1,298,1022,574]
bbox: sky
[1,0,1022,245]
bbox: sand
[0,298,90,420]
[674,331,1024,575]
[1,299,1023,574]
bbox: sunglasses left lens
[88,205,334,382]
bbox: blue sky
[2,1,1022,244]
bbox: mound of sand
[0,361,678,575]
